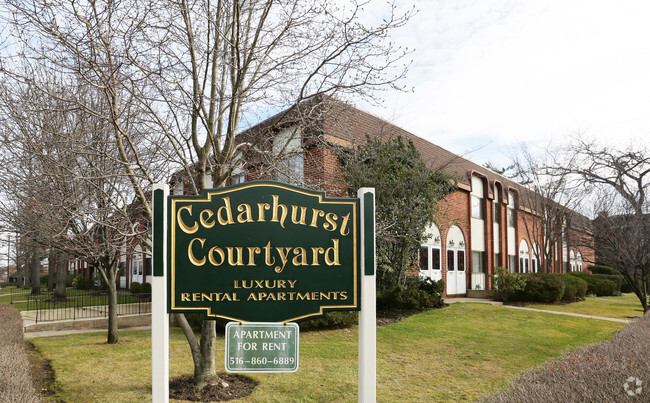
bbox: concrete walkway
[444,297,632,324]
[23,325,151,339]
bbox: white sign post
[358,188,376,403]
[152,184,170,403]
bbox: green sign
[225,322,299,373]
[167,181,360,322]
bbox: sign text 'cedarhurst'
[167,181,360,322]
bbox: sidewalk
[444,297,631,324]
[21,304,152,338]
[23,325,151,339]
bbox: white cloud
[361,0,650,166]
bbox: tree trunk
[47,251,55,292]
[176,314,221,389]
[194,320,217,388]
[54,252,68,300]
[104,267,119,344]
[30,244,41,295]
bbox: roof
[236,95,592,229]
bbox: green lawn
[30,303,624,402]
[526,293,645,320]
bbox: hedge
[555,274,588,302]
[586,264,618,275]
[377,277,444,312]
[567,272,617,296]
[0,305,39,402]
[514,273,565,303]
[594,274,622,293]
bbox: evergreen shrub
[130,281,141,294]
[555,274,588,301]
[594,274,622,292]
[299,311,359,331]
[587,265,618,275]
[515,273,565,303]
[491,267,526,303]
[376,276,444,312]
[567,272,617,296]
[140,282,151,294]
[72,275,86,290]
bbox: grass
[29,303,624,402]
[526,293,645,320]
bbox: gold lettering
[271,195,288,228]
[340,291,348,300]
[208,246,225,266]
[257,203,271,222]
[199,209,215,229]
[188,238,206,266]
[237,203,254,223]
[181,293,190,301]
[226,247,245,266]
[274,247,292,273]
[247,247,261,266]
[201,293,213,301]
[177,205,198,234]
[340,213,351,236]
[288,280,297,288]
[264,241,276,266]
[291,205,307,225]
[324,212,338,232]
[217,197,235,225]
[325,239,340,266]
[309,208,325,227]
[311,247,325,265]
[292,247,308,266]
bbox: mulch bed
[169,374,257,402]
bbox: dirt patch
[376,309,422,326]
[24,341,57,400]
[169,374,257,402]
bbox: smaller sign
[225,322,299,373]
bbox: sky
[358,0,650,168]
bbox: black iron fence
[26,289,151,323]
[10,286,47,303]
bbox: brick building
[232,96,595,297]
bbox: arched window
[419,224,442,282]
[531,242,541,273]
[570,250,576,272]
[576,252,583,272]
[132,245,143,284]
[519,240,530,273]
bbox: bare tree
[511,146,588,273]
[0,78,149,343]
[548,137,650,312]
[3,0,414,387]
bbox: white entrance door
[446,249,466,295]
[419,245,442,282]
